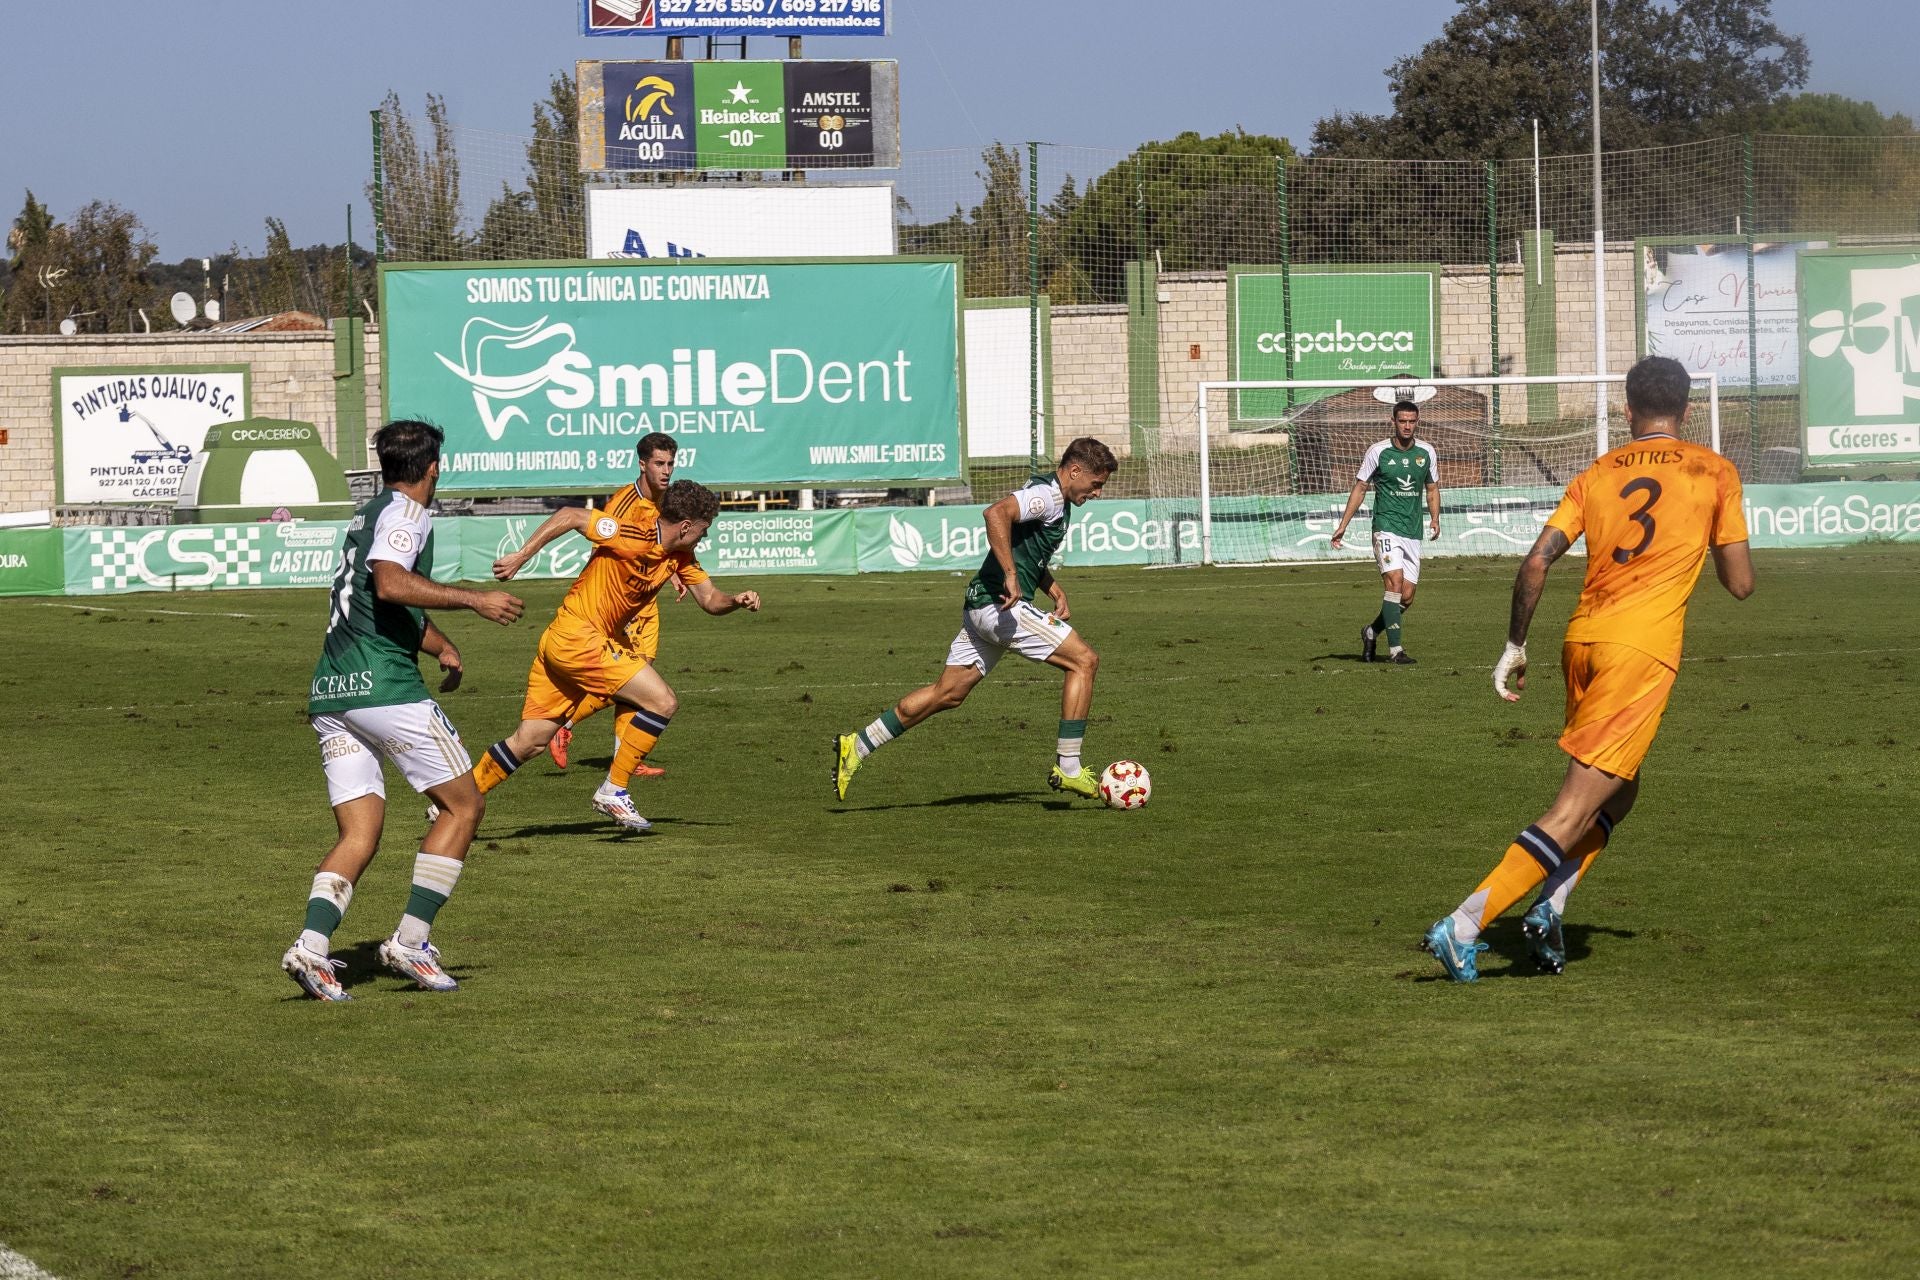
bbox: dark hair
[374,419,444,484]
[1625,356,1692,421]
[1060,436,1118,475]
[1392,401,1420,419]
[659,478,720,525]
[636,432,678,463]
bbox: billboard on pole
[586,184,895,259]
[380,258,962,492]
[581,0,890,38]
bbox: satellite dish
[169,292,196,325]
[58,317,77,336]
[204,299,222,322]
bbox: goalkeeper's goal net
[1140,373,1723,567]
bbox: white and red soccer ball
[1099,759,1151,810]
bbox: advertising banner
[963,300,1048,462]
[1639,237,1828,390]
[1801,248,1920,465]
[54,366,249,505]
[1230,266,1439,420]
[582,0,890,38]
[582,60,898,171]
[63,520,347,596]
[0,529,65,596]
[587,184,896,260]
[380,258,963,491]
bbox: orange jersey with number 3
[1545,436,1748,669]
[554,482,709,636]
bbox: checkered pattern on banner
[88,527,265,591]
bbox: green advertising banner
[1800,247,1920,465]
[0,529,66,596]
[6,484,1918,600]
[380,258,963,493]
[1231,264,1440,420]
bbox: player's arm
[1492,526,1572,702]
[371,561,524,626]
[492,507,591,580]
[1037,567,1070,621]
[1712,541,1756,600]
[1327,479,1370,550]
[420,616,464,690]
[685,577,761,615]
[982,494,1023,607]
[1426,482,1442,540]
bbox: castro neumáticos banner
[380,258,962,492]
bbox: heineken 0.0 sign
[1801,247,1920,465]
[1231,265,1439,420]
[379,258,962,493]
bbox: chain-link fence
[375,110,1920,498]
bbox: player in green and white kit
[281,420,525,1002]
[1329,400,1441,665]
[834,437,1118,801]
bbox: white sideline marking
[34,602,257,619]
[49,645,1907,716]
[0,1244,62,1280]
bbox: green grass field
[3,548,1918,1278]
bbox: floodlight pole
[1590,0,1610,452]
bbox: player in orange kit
[1424,356,1756,980]
[467,478,761,833]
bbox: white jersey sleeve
[1419,441,1441,487]
[1355,441,1388,484]
[1009,479,1066,525]
[365,494,432,571]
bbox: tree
[373,91,468,260]
[1310,0,1809,160]
[475,72,585,260]
[261,217,304,314]
[1063,130,1296,303]
[59,201,158,332]
[3,190,61,331]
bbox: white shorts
[311,700,473,807]
[1373,531,1422,584]
[944,600,1074,675]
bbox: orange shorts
[520,616,652,722]
[1558,641,1676,779]
[625,604,660,662]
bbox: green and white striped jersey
[964,474,1069,610]
[308,488,436,714]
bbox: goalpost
[1143,372,1722,567]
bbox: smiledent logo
[434,316,581,442]
[1255,320,1417,359]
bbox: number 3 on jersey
[1613,477,1661,564]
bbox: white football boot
[281,940,351,1002]
[378,935,459,992]
[591,783,652,832]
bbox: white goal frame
[1190,372,1722,566]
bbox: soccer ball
[1099,759,1151,810]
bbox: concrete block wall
[1047,304,1128,453]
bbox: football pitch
[3,548,1917,1278]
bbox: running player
[1423,356,1755,981]
[282,419,526,1002]
[545,432,681,776]
[1328,400,1441,664]
[833,437,1117,801]
[472,478,760,833]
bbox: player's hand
[1329,528,1347,550]
[1048,594,1071,622]
[1493,641,1528,702]
[733,590,761,613]
[672,572,690,602]
[437,646,464,693]
[999,586,1024,610]
[475,590,525,626]
[1429,520,1442,541]
[492,552,527,581]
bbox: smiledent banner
[7,484,1920,599]
[380,259,962,492]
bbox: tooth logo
[433,317,580,442]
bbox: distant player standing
[282,419,526,1002]
[834,437,1117,801]
[1328,400,1441,664]
[1424,356,1755,981]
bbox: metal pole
[1277,156,1295,417]
[369,109,386,262]
[1590,0,1609,454]
[1028,141,1041,473]
[1532,118,1543,286]
[1743,134,1759,467]
[1198,390,1213,566]
[1487,159,1502,445]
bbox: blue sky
[0,0,1913,260]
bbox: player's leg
[1524,775,1640,973]
[835,619,993,799]
[590,661,677,831]
[1044,630,1101,797]
[622,608,667,778]
[284,715,387,1001]
[377,701,481,992]
[467,631,579,798]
